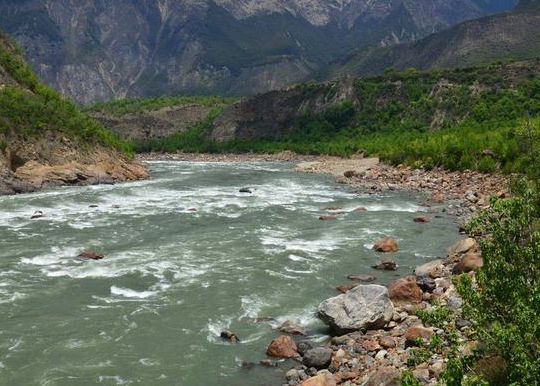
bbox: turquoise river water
[0,161,460,386]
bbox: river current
[0,161,460,385]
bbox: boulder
[414,260,444,278]
[388,277,423,305]
[78,251,105,260]
[278,320,306,336]
[453,252,484,274]
[372,260,398,271]
[302,347,333,369]
[317,285,394,333]
[220,330,240,344]
[266,335,299,358]
[379,336,396,349]
[373,238,399,253]
[301,373,337,386]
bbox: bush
[456,179,540,385]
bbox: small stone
[372,260,398,271]
[30,210,45,219]
[347,274,376,282]
[220,330,240,343]
[373,238,399,253]
[413,216,430,223]
[361,339,381,352]
[379,336,396,349]
[353,207,368,213]
[416,276,437,293]
[239,187,252,193]
[344,170,357,178]
[412,368,430,383]
[319,215,338,221]
[78,251,105,260]
[375,350,387,360]
[287,369,301,382]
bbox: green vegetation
[416,303,453,329]
[137,65,540,175]
[0,34,131,154]
[455,181,540,385]
[86,96,237,117]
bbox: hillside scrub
[0,33,131,154]
[86,96,237,117]
[134,63,540,175]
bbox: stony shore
[266,157,501,386]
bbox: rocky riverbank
[0,145,149,195]
[264,157,500,385]
[260,236,484,386]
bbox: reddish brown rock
[373,238,399,253]
[388,277,423,305]
[266,335,299,358]
[362,339,381,352]
[414,216,430,223]
[453,252,484,274]
[78,251,105,260]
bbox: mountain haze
[0,0,517,103]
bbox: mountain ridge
[0,0,517,103]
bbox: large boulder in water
[317,285,394,333]
[373,238,399,253]
[266,335,299,358]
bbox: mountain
[0,31,148,195]
[0,0,517,104]
[328,1,540,78]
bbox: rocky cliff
[0,0,517,103]
[0,32,148,195]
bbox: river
[0,161,460,385]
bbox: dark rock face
[0,0,516,104]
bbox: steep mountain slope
[0,0,517,103]
[0,32,148,195]
[329,2,540,78]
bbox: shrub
[456,179,540,385]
